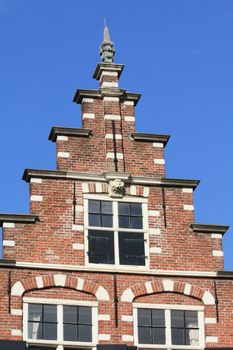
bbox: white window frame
[23,297,98,350]
[84,194,149,270]
[133,303,205,350]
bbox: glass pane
[28,322,42,339]
[79,306,92,324]
[138,326,151,344]
[152,309,165,327]
[172,328,185,345]
[119,216,130,228]
[131,216,142,229]
[89,200,100,213]
[88,230,114,264]
[138,309,151,326]
[64,305,77,324]
[185,311,198,328]
[119,232,145,266]
[89,214,100,226]
[131,203,142,216]
[101,201,112,214]
[152,328,165,344]
[43,323,57,340]
[44,305,57,322]
[102,214,113,227]
[118,202,130,215]
[186,329,199,346]
[64,323,77,341]
[28,304,42,322]
[79,325,92,342]
[171,310,185,327]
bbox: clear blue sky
[0,0,233,269]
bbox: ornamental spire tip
[99,20,115,63]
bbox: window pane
[89,214,100,226]
[119,216,130,228]
[28,304,42,322]
[64,305,77,324]
[186,329,199,346]
[64,324,77,341]
[172,328,185,345]
[102,214,113,227]
[131,203,142,216]
[138,309,151,326]
[79,306,92,324]
[79,325,92,342]
[118,202,130,215]
[28,322,42,339]
[138,326,151,344]
[119,232,145,266]
[43,323,57,340]
[88,230,114,264]
[101,201,112,214]
[185,311,198,328]
[131,216,142,229]
[89,200,100,213]
[44,305,57,322]
[152,328,166,344]
[152,309,165,327]
[171,310,185,327]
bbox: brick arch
[121,279,215,305]
[11,274,109,301]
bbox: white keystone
[184,283,192,295]
[95,286,109,301]
[163,279,174,291]
[76,278,84,291]
[11,281,25,296]
[121,288,134,302]
[36,276,44,289]
[145,281,153,294]
[54,274,66,287]
[202,291,215,305]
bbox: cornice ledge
[0,214,39,226]
[93,62,125,80]
[49,127,92,142]
[132,177,200,189]
[0,259,16,266]
[131,132,170,146]
[190,223,229,235]
[104,172,131,182]
[217,270,233,278]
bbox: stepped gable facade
[0,25,233,350]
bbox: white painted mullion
[133,307,139,345]
[198,311,205,348]
[165,309,171,347]
[113,201,119,264]
[57,304,63,342]
[23,302,28,341]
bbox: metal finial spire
[99,20,115,63]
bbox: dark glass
[101,201,112,214]
[89,200,100,213]
[28,322,42,339]
[44,305,57,323]
[79,325,92,342]
[172,328,185,345]
[185,329,199,345]
[89,214,100,227]
[119,232,145,266]
[119,216,130,228]
[185,311,198,328]
[131,216,142,229]
[28,304,42,321]
[88,230,114,264]
[171,310,185,327]
[131,203,142,216]
[43,323,57,340]
[79,306,92,324]
[118,202,130,215]
[138,326,151,344]
[64,305,77,324]
[152,328,165,344]
[118,202,142,229]
[64,324,77,341]
[152,309,165,327]
[101,214,113,227]
[138,309,151,326]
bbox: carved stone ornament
[109,179,125,198]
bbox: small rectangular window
[63,306,92,342]
[119,232,145,266]
[88,230,114,264]
[118,202,142,229]
[171,310,199,346]
[28,304,57,340]
[138,308,165,344]
[88,200,113,227]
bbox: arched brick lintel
[121,279,215,305]
[11,274,110,301]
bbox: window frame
[84,194,149,270]
[23,297,98,350]
[133,303,205,350]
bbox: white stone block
[82,98,94,103]
[124,116,135,122]
[153,142,164,148]
[145,281,153,294]
[11,309,23,316]
[54,274,66,287]
[182,188,193,193]
[11,329,22,336]
[130,186,137,196]
[213,250,223,257]
[148,210,160,217]
[122,315,133,322]
[184,283,192,295]
[103,96,119,101]
[104,114,121,120]
[30,195,43,202]
[202,291,215,305]
[123,101,134,106]
[154,159,165,165]
[149,228,161,235]
[72,224,84,231]
[3,222,15,228]
[98,314,111,321]
[72,243,84,250]
[163,279,174,291]
[82,183,89,193]
[11,281,25,296]
[57,135,68,141]
[211,234,222,239]
[101,81,118,88]
[150,247,162,254]
[95,286,110,301]
[76,278,84,291]
[99,334,111,341]
[183,204,194,211]
[143,187,150,197]
[206,336,218,343]
[95,183,103,193]
[83,113,95,119]
[3,240,15,247]
[36,276,44,289]
[57,152,70,158]
[106,152,124,159]
[30,178,42,183]
[76,205,84,212]
[121,288,134,302]
[122,335,134,342]
[205,317,217,324]
[105,133,122,140]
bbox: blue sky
[0,0,233,268]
